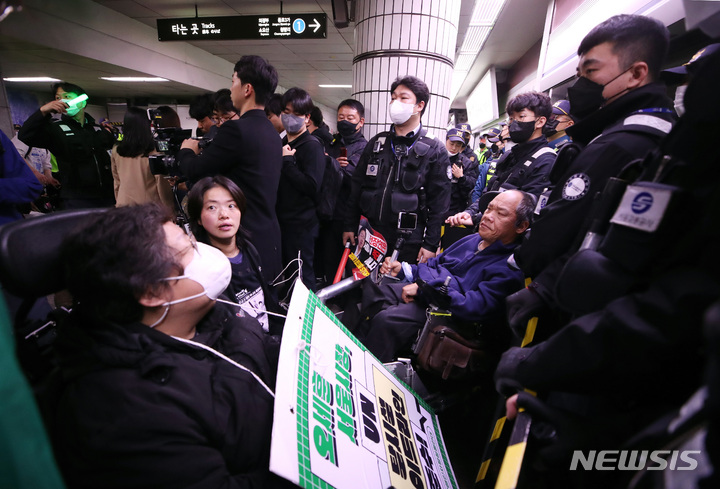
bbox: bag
[416,325,488,379]
[317,154,343,220]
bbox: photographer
[112,107,174,208]
[178,56,283,284]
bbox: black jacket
[327,130,368,221]
[276,130,325,224]
[514,83,675,289]
[344,125,451,252]
[485,136,556,197]
[311,123,333,151]
[52,304,292,489]
[448,151,480,215]
[178,109,283,283]
[19,110,115,201]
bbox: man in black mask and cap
[507,14,675,339]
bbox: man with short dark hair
[277,87,326,291]
[19,82,115,209]
[307,106,332,150]
[446,91,556,228]
[188,93,215,137]
[508,14,676,338]
[358,190,532,362]
[315,98,368,285]
[264,93,286,141]
[343,75,451,264]
[178,55,283,284]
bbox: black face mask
[542,118,560,137]
[508,120,537,143]
[337,120,358,137]
[567,66,633,120]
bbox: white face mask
[447,148,459,156]
[674,84,687,117]
[149,242,232,328]
[66,105,82,117]
[389,100,417,125]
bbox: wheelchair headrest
[0,209,106,298]
[476,191,501,214]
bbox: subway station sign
[157,14,327,41]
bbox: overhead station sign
[157,14,327,41]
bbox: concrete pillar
[352,0,461,140]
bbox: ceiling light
[3,77,61,82]
[100,77,169,82]
[319,84,352,88]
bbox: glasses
[212,112,237,124]
[506,115,536,125]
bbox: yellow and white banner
[270,282,458,489]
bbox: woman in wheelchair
[187,175,284,334]
[51,204,292,488]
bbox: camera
[148,127,192,177]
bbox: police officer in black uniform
[507,14,676,338]
[343,76,451,264]
[445,127,479,216]
[19,82,115,209]
[455,122,477,166]
[494,20,720,488]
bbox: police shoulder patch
[562,173,590,201]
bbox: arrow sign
[311,18,321,32]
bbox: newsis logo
[570,450,701,471]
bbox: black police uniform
[19,110,115,208]
[514,83,675,306]
[485,136,556,197]
[461,144,477,165]
[344,125,451,263]
[448,151,480,215]
[315,130,368,283]
[178,109,283,285]
[494,52,720,488]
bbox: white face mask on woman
[149,242,232,328]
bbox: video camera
[147,108,212,176]
[148,127,192,177]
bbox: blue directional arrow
[293,18,306,34]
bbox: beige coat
[111,146,174,208]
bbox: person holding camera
[18,82,115,209]
[111,107,174,208]
[342,76,451,264]
[178,56,283,285]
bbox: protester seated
[50,204,291,489]
[357,190,532,362]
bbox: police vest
[487,146,555,193]
[358,129,440,223]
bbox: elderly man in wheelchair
[354,190,534,378]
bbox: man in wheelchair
[356,190,533,366]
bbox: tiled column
[353,0,461,140]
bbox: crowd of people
[1,7,719,489]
